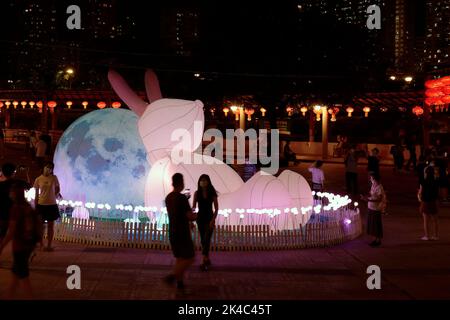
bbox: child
[308,160,325,194]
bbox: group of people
[0,161,61,299]
[309,149,386,248]
[0,133,447,295]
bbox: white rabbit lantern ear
[145,69,162,103]
[108,69,148,117]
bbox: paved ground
[1,143,450,299]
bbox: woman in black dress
[192,174,218,271]
[418,166,440,241]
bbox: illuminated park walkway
[1,145,450,299]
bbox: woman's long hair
[196,174,218,200]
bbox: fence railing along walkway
[52,211,362,251]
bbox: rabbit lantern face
[108,70,204,164]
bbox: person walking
[391,142,404,173]
[0,163,18,242]
[361,172,386,247]
[164,173,196,289]
[418,166,440,241]
[33,162,60,251]
[344,146,359,195]
[284,141,299,165]
[405,135,417,171]
[0,181,43,299]
[0,128,5,159]
[308,160,325,200]
[29,131,37,162]
[35,136,47,169]
[192,174,218,271]
[367,148,380,189]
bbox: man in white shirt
[308,160,325,193]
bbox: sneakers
[430,237,439,241]
[421,236,429,241]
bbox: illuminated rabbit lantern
[108,70,313,229]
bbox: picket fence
[52,211,362,251]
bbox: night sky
[0,0,427,97]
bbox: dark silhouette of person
[192,174,218,271]
[164,173,196,290]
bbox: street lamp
[66,68,74,75]
[404,76,413,83]
[389,76,396,81]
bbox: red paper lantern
[425,97,437,106]
[425,88,444,98]
[47,101,57,108]
[440,86,450,95]
[442,96,450,104]
[0,102,3,108]
[97,101,106,109]
[434,98,444,105]
[412,106,424,116]
[425,79,442,89]
[440,76,450,85]
[112,101,121,109]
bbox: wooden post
[51,108,57,131]
[42,104,48,132]
[309,110,315,143]
[4,108,10,128]
[322,107,328,160]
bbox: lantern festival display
[424,76,450,112]
[260,107,266,117]
[345,106,353,117]
[300,106,308,116]
[313,105,322,121]
[412,106,424,117]
[97,101,107,109]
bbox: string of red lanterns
[0,98,445,118]
[0,100,124,110]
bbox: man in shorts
[163,173,196,289]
